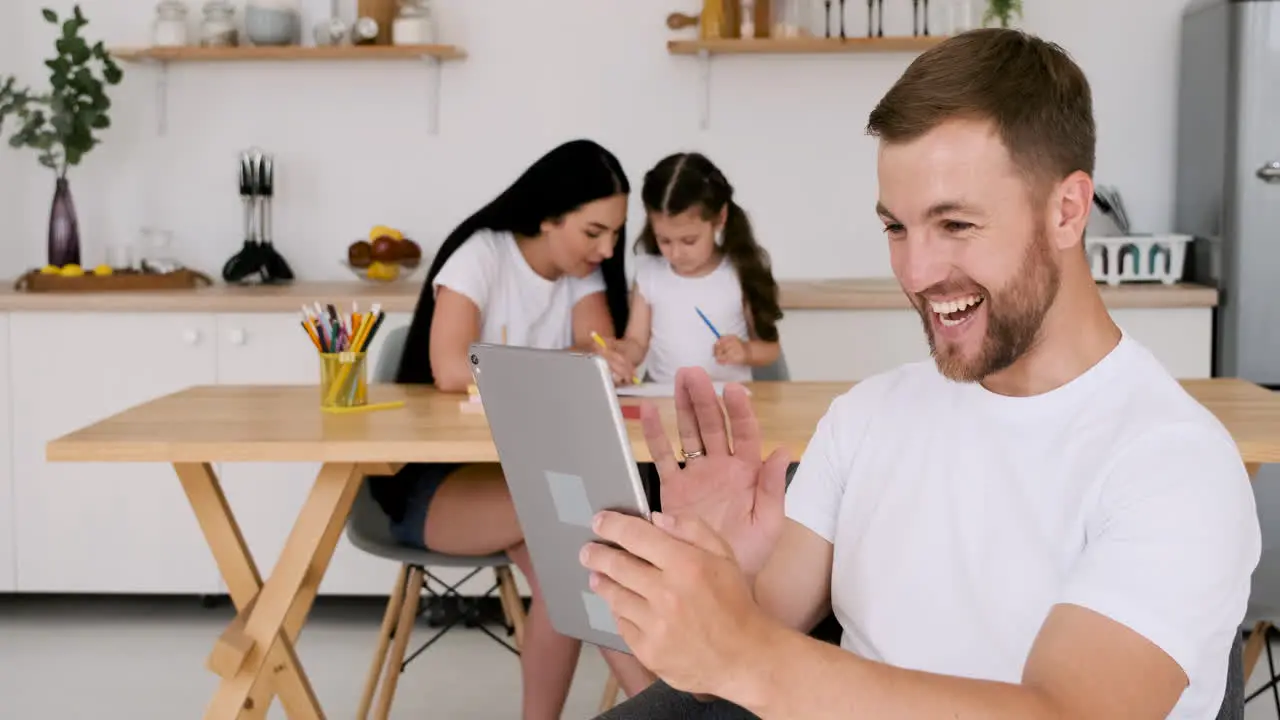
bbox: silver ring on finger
[681,448,705,461]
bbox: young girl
[372,139,653,718]
[601,152,783,385]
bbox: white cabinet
[10,313,220,593]
[214,313,399,596]
[0,315,14,591]
[778,308,1214,382]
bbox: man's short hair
[867,29,1096,194]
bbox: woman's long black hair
[636,152,782,342]
[396,139,632,385]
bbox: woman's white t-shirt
[633,253,752,384]
[431,229,605,349]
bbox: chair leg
[495,565,526,649]
[598,672,621,713]
[357,564,411,720]
[1244,621,1272,681]
[373,566,425,720]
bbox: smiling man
[584,28,1260,720]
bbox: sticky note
[545,471,594,528]
[582,591,619,635]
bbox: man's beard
[917,230,1061,383]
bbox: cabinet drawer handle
[183,329,202,345]
[228,329,247,346]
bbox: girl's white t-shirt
[633,253,752,384]
[431,229,605,349]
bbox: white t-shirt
[432,229,605,349]
[633,253,752,384]
[785,334,1260,718]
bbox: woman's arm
[571,291,616,352]
[428,286,483,393]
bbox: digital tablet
[468,343,651,655]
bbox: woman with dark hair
[597,152,782,387]
[372,139,653,717]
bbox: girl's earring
[714,228,724,247]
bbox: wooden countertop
[45,378,1280,465]
[0,279,1218,313]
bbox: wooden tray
[14,268,214,293]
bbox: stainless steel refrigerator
[1174,0,1280,627]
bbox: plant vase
[48,178,81,267]
[982,0,1022,28]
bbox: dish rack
[1085,234,1191,286]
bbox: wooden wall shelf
[668,36,947,55]
[107,44,466,137]
[669,35,945,130]
[110,44,466,63]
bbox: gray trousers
[596,682,759,720]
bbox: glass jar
[152,0,189,47]
[772,0,812,39]
[392,0,436,45]
[200,0,239,47]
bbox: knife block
[358,0,396,44]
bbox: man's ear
[1051,170,1093,252]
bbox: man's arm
[753,520,832,633]
[718,422,1258,720]
[727,602,1186,719]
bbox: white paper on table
[615,382,748,398]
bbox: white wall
[0,0,1189,281]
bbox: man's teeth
[929,295,982,315]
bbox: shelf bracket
[154,60,170,137]
[421,55,442,135]
[698,49,711,131]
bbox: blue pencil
[695,307,721,339]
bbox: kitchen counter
[0,279,1218,313]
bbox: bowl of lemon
[345,225,425,283]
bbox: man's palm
[639,368,790,577]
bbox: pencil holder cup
[320,352,368,409]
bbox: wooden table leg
[176,461,363,720]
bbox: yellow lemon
[39,265,60,275]
[369,225,403,242]
[59,264,84,277]
[366,261,399,282]
[93,264,114,276]
[385,228,403,241]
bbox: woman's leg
[423,464,582,720]
[601,649,657,698]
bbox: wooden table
[45,379,1280,719]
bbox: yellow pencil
[591,332,640,385]
[321,400,406,414]
[300,315,322,352]
[501,325,508,346]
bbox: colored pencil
[695,307,721,339]
[591,331,640,385]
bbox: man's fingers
[640,401,683,480]
[652,511,733,560]
[724,383,761,461]
[588,568,652,630]
[673,370,706,457]
[678,367,730,457]
[756,447,791,513]
[593,510,689,570]
[581,539,662,600]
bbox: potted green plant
[983,0,1023,28]
[0,5,123,269]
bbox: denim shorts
[384,462,461,549]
